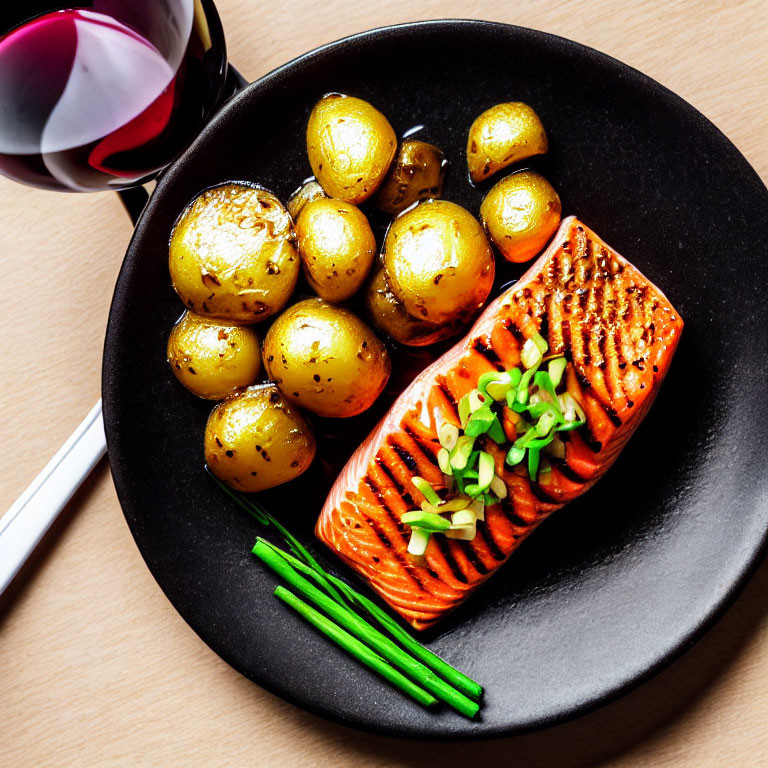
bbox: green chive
[255,542,480,718]
[477,371,502,394]
[401,510,451,532]
[207,469,346,605]
[468,388,487,413]
[548,357,568,388]
[536,411,557,437]
[412,476,441,506]
[274,587,439,710]
[259,540,483,701]
[407,527,431,556]
[521,338,543,369]
[534,371,559,405]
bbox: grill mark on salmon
[317,217,683,630]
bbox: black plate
[102,20,768,739]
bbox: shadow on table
[0,459,108,624]
[253,553,768,768]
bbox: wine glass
[0,0,234,593]
[0,0,228,193]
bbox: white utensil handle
[0,400,106,595]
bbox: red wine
[0,1,227,191]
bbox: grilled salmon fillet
[316,216,683,630]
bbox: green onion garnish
[487,415,506,444]
[521,338,543,369]
[407,527,431,556]
[548,356,567,388]
[412,476,441,506]
[464,405,495,437]
[450,435,475,471]
[438,421,459,451]
[531,331,548,355]
[437,447,451,475]
[477,451,495,491]
[528,447,541,480]
[506,444,526,466]
[401,510,451,532]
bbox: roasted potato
[364,265,458,346]
[204,384,315,492]
[263,298,390,418]
[169,183,299,324]
[287,179,327,220]
[306,94,397,204]
[382,199,495,325]
[167,311,262,399]
[375,139,446,215]
[467,102,548,183]
[480,170,561,263]
[295,198,376,303]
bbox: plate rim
[102,18,768,741]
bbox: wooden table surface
[1,1,767,765]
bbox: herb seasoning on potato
[295,198,376,303]
[382,199,495,325]
[307,93,397,204]
[480,169,561,263]
[169,183,299,324]
[467,102,548,183]
[167,310,262,399]
[263,298,391,418]
[204,384,315,492]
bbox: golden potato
[364,265,459,347]
[480,170,561,263]
[167,311,262,399]
[382,200,495,325]
[467,102,548,183]
[169,183,299,324]
[375,139,446,215]
[295,198,376,303]
[263,298,390,418]
[204,384,315,492]
[287,178,327,220]
[306,93,397,204]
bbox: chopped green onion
[458,393,472,427]
[477,451,495,491]
[477,371,502,394]
[451,509,477,527]
[401,510,451,532]
[468,499,485,521]
[548,357,567,388]
[274,587,439,710]
[424,498,469,513]
[544,435,566,459]
[445,523,477,541]
[528,447,541,480]
[531,331,548,355]
[438,421,459,451]
[450,435,475,471]
[482,492,500,506]
[412,476,441,506]
[437,447,451,475]
[489,474,507,499]
[534,371,559,406]
[407,527,431,556]
[465,405,494,437]
[487,415,506,444]
[463,483,482,498]
[468,388,487,413]
[521,338,543,369]
[536,410,558,437]
[506,444,526,466]
[556,419,585,432]
[559,392,586,423]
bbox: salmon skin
[316,216,683,630]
